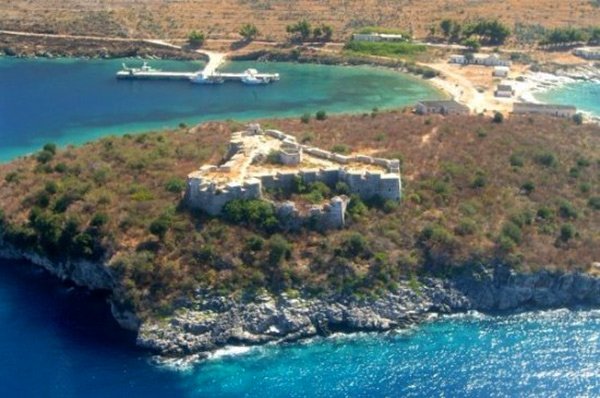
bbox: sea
[535,80,600,118]
[0,57,599,397]
[0,57,440,162]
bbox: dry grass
[0,113,598,317]
[1,0,600,41]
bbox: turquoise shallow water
[0,57,441,162]
[534,80,600,117]
[0,260,599,397]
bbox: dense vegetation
[438,18,511,45]
[344,41,427,59]
[0,114,598,321]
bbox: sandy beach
[422,61,600,116]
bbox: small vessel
[120,62,160,75]
[189,72,225,84]
[241,68,274,85]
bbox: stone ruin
[185,124,402,229]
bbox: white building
[573,47,600,60]
[513,102,577,118]
[493,66,510,77]
[352,33,404,42]
[495,82,514,98]
[449,53,511,67]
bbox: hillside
[2,0,600,41]
[0,112,599,322]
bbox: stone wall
[276,196,349,230]
[185,125,402,226]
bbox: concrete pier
[116,44,279,84]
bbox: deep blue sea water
[0,259,598,397]
[0,57,441,161]
[0,58,599,396]
[535,81,600,117]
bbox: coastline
[1,32,599,364]
[423,60,600,119]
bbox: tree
[464,20,511,45]
[315,110,327,120]
[239,23,259,41]
[572,113,584,125]
[286,19,311,42]
[149,215,171,240]
[188,30,205,47]
[493,111,504,123]
[559,224,575,242]
[440,19,453,38]
[321,25,333,41]
[462,37,481,51]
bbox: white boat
[120,62,161,75]
[189,72,225,84]
[241,68,271,85]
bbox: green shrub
[579,182,591,194]
[559,223,575,242]
[149,216,171,240]
[222,199,279,232]
[300,113,311,123]
[455,218,477,236]
[588,196,600,210]
[245,235,265,251]
[510,154,524,167]
[188,30,205,47]
[44,181,58,195]
[4,172,20,184]
[492,112,504,123]
[534,151,558,167]
[315,110,327,121]
[331,144,350,154]
[268,234,291,266]
[572,113,583,125]
[558,200,578,219]
[501,221,522,245]
[90,213,109,227]
[536,206,554,220]
[420,224,454,246]
[335,181,350,195]
[43,143,57,154]
[471,174,487,189]
[54,163,68,173]
[521,181,535,194]
[266,150,282,164]
[340,232,369,258]
[165,178,186,193]
[347,195,368,217]
[383,200,398,214]
[36,150,54,164]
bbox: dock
[116,46,279,84]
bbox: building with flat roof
[415,100,470,115]
[449,53,511,67]
[352,33,404,42]
[513,102,577,118]
[573,47,600,60]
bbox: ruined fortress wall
[186,177,263,215]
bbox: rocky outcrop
[0,236,597,358]
[137,266,600,357]
[0,240,114,290]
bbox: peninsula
[0,112,598,357]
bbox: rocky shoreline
[0,33,205,60]
[1,238,599,359]
[137,265,600,359]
